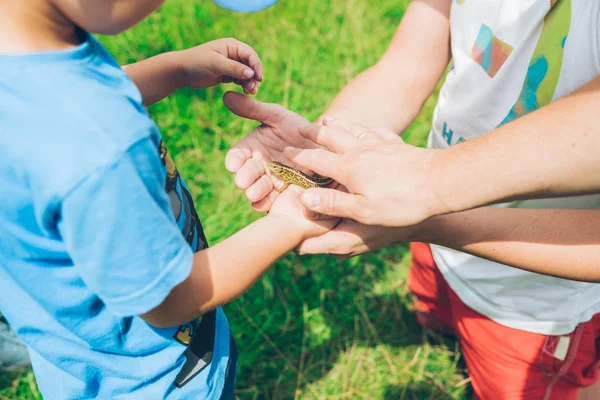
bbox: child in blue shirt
[0,1,337,398]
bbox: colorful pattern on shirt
[471,24,514,78]
[501,0,571,124]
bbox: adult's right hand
[223,92,321,212]
[284,118,451,227]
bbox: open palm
[223,91,321,212]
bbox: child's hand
[269,185,341,240]
[178,38,263,94]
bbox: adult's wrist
[423,148,454,217]
[428,149,458,217]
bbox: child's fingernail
[243,68,254,78]
[323,116,335,124]
[302,192,319,208]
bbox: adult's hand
[223,92,321,212]
[284,118,451,227]
[296,219,420,258]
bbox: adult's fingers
[300,188,371,222]
[295,229,348,255]
[296,220,368,256]
[223,91,285,125]
[303,184,349,220]
[298,123,360,154]
[283,147,344,182]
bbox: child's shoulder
[0,52,161,200]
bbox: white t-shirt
[428,0,600,335]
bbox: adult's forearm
[430,75,600,212]
[321,0,451,133]
[123,51,185,106]
[142,215,302,328]
[420,207,600,282]
[321,65,426,133]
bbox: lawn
[1,0,470,398]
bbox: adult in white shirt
[224,0,600,398]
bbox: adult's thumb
[223,91,284,125]
[300,188,371,222]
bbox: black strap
[173,310,216,388]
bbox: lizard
[266,161,334,192]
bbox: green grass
[1,0,471,398]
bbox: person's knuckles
[325,190,340,214]
[246,175,272,202]
[234,159,264,188]
[233,170,251,189]
[349,195,374,223]
[224,149,246,173]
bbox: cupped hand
[178,38,263,94]
[223,92,322,212]
[284,118,451,227]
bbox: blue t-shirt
[0,33,232,399]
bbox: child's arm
[140,186,338,328]
[58,137,335,329]
[123,38,263,106]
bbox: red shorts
[408,242,600,400]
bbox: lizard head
[266,161,290,178]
